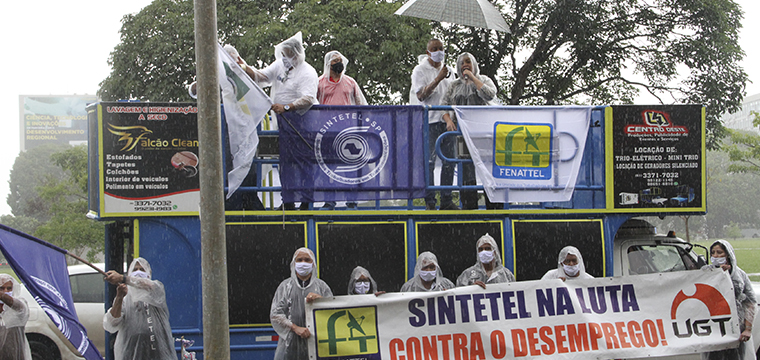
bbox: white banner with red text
[306,269,738,360]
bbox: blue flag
[279,105,426,203]
[0,225,102,360]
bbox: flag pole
[65,252,108,277]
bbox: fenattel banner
[307,269,738,360]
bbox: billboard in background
[19,95,97,151]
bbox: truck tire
[28,336,61,360]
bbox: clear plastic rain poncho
[103,258,175,360]
[317,51,368,105]
[271,248,333,360]
[456,233,516,286]
[253,32,318,114]
[441,52,497,114]
[347,266,378,295]
[702,240,757,360]
[400,251,455,292]
[0,274,31,360]
[541,246,594,280]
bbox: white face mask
[354,281,370,294]
[419,270,436,282]
[478,250,494,264]
[711,257,727,266]
[282,56,295,69]
[4,291,12,298]
[295,262,313,276]
[429,50,445,63]
[130,270,149,279]
[563,264,580,277]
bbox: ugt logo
[492,123,553,180]
[315,306,379,358]
[671,283,733,338]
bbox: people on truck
[0,274,32,360]
[702,239,756,359]
[456,233,515,288]
[317,50,367,210]
[347,266,384,295]
[541,246,594,281]
[241,32,318,211]
[410,38,459,211]
[441,52,499,210]
[271,248,333,360]
[103,258,175,360]
[401,251,455,292]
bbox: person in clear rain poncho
[541,246,594,281]
[456,233,515,288]
[702,240,756,360]
[440,52,499,210]
[271,248,333,360]
[347,266,381,295]
[318,50,367,210]
[317,50,367,106]
[0,274,32,360]
[241,32,318,211]
[103,258,175,360]
[400,252,455,292]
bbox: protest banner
[308,269,738,360]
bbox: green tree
[437,0,746,148]
[725,111,760,173]
[98,0,431,104]
[5,145,104,262]
[33,146,105,261]
[7,143,70,222]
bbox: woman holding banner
[400,252,454,292]
[456,233,515,288]
[541,246,594,281]
[702,240,756,360]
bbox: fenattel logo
[314,306,380,359]
[624,110,689,137]
[492,122,553,180]
[670,283,732,338]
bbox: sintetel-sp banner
[307,269,738,360]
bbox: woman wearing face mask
[0,274,32,360]
[456,233,515,289]
[541,246,594,281]
[347,266,384,295]
[103,257,175,360]
[702,240,756,359]
[317,50,367,210]
[440,53,500,210]
[400,252,454,292]
[271,248,333,360]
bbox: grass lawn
[692,238,760,282]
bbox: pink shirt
[317,75,368,105]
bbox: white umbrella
[395,0,510,33]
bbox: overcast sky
[0,0,758,217]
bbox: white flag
[455,106,591,203]
[217,44,273,199]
